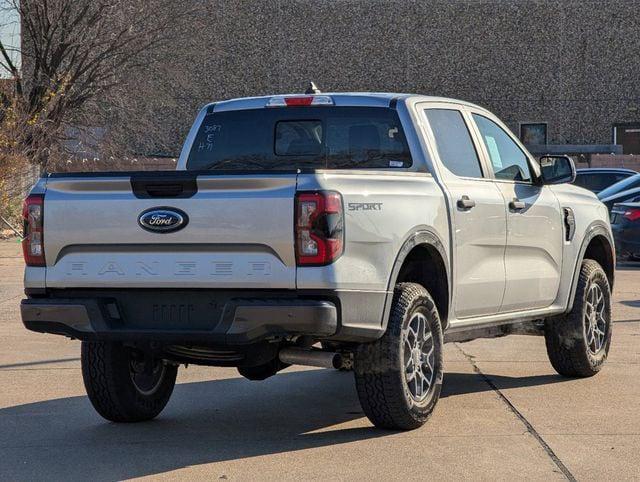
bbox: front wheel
[81,341,178,422]
[545,259,612,377]
[354,283,444,430]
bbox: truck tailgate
[42,172,297,289]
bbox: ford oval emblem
[138,207,188,233]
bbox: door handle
[457,195,476,210]
[509,198,526,211]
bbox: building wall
[121,0,640,155]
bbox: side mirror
[539,155,576,185]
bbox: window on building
[424,109,484,178]
[520,123,548,145]
[614,124,640,154]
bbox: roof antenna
[305,82,321,94]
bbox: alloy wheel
[403,311,436,402]
[584,282,607,354]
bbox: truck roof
[207,92,487,113]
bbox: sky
[0,0,20,78]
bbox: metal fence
[3,163,40,201]
[51,156,177,173]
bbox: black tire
[545,259,612,377]
[354,282,444,430]
[81,341,178,422]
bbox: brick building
[23,1,640,169]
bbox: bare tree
[0,0,200,167]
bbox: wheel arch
[383,230,451,331]
[568,222,615,310]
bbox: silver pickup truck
[21,92,615,430]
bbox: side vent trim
[564,208,576,242]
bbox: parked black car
[598,174,640,211]
[574,168,637,194]
[611,202,640,259]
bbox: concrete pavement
[0,240,638,480]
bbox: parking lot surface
[0,240,638,481]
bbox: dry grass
[0,154,28,237]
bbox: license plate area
[47,289,301,333]
[104,291,227,331]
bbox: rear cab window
[186,107,413,170]
[575,173,619,192]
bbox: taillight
[295,191,344,266]
[22,194,45,267]
[624,208,640,222]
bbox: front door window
[473,114,533,182]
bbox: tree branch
[0,40,22,96]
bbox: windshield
[186,106,412,170]
[598,173,640,199]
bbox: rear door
[421,105,507,319]
[469,112,563,312]
[43,172,298,289]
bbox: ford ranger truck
[20,93,615,430]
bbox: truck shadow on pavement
[0,368,570,481]
[619,299,640,309]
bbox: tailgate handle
[131,176,197,199]
[145,183,184,197]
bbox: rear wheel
[545,259,612,377]
[354,283,443,430]
[81,341,178,422]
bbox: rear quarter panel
[296,171,450,334]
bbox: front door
[471,113,563,312]
[422,107,507,319]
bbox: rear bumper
[21,291,337,345]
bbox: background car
[598,174,640,210]
[610,202,640,259]
[573,168,637,194]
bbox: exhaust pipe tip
[279,347,343,369]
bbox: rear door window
[424,109,484,178]
[187,107,412,170]
[574,173,600,191]
[576,173,623,192]
[598,174,640,198]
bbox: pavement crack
[0,357,81,370]
[454,343,577,482]
[0,294,23,306]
